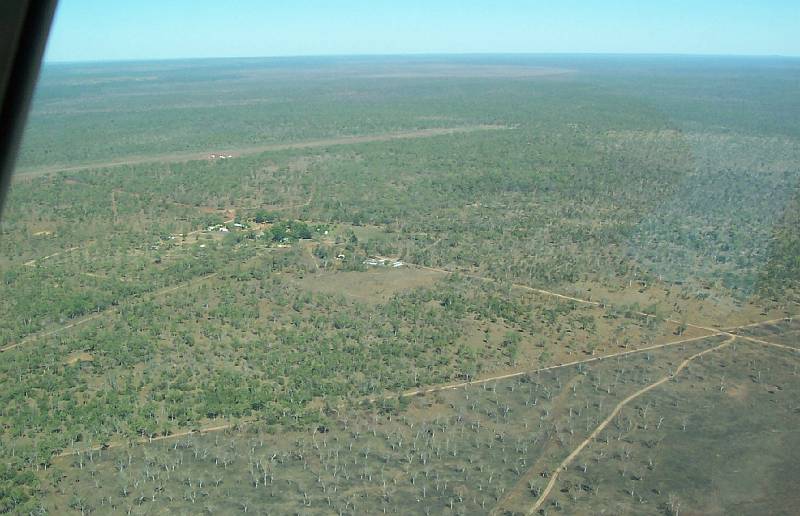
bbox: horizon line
[43,50,800,66]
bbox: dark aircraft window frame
[0,0,58,218]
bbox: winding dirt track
[13,125,507,180]
[516,336,736,515]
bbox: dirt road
[734,334,800,352]
[511,336,736,515]
[0,312,106,353]
[406,262,603,308]
[56,423,234,458]
[0,272,219,353]
[723,316,792,331]
[14,125,507,180]
[372,331,720,402]
[23,245,83,267]
[407,262,795,348]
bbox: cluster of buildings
[205,222,249,233]
[363,258,404,268]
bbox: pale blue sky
[44,0,800,62]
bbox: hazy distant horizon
[42,51,800,67]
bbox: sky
[44,0,800,62]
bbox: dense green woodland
[0,55,799,513]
